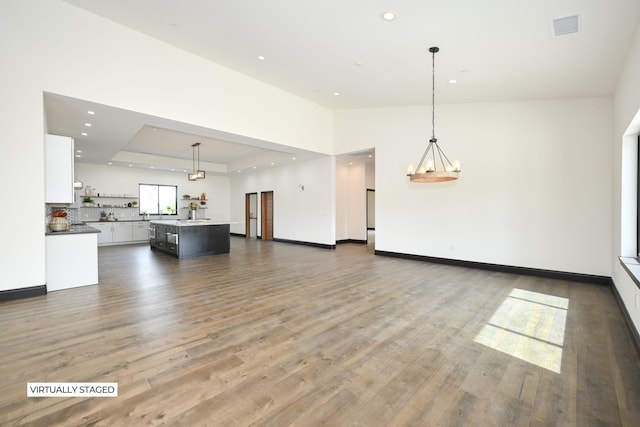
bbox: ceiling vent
[552,15,579,36]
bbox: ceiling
[49,0,640,174]
[44,92,327,175]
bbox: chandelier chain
[431,47,436,142]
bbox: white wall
[75,163,230,221]
[229,157,336,245]
[366,162,375,189]
[335,97,613,276]
[0,0,332,292]
[612,25,640,332]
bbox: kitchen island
[149,220,231,259]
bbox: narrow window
[637,135,640,256]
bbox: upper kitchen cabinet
[45,134,74,204]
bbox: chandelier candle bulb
[426,160,435,172]
[407,164,415,175]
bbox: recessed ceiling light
[76,150,82,153]
[87,110,95,115]
[449,79,457,84]
[353,61,363,67]
[292,157,297,160]
[84,123,92,127]
[237,170,241,173]
[258,55,265,61]
[334,92,340,96]
[128,164,132,167]
[108,162,112,165]
[81,132,88,136]
[171,169,175,172]
[150,166,155,169]
[75,154,81,158]
[252,166,257,169]
[271,162,275,166]
[381,11,396,21]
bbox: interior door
[261,191,273,240]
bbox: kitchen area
[44,133,234,293]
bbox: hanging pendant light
[406,47,461,183]
[188,142,205,181]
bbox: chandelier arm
[416,142,434,172]
[435,144,453,169]
[431,140,438,170]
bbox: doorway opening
[367,188,375,245]
[245,193,258,239]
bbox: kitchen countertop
[85,219,150,223]
[45,223,101,236]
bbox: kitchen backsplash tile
[47,206,193,223]
[78,207,144,222]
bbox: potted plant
[182,194,191,200]
[82,196,96,207]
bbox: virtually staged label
[27,382,118,397]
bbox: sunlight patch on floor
[474,288,568,373]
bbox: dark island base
[151,224,230,259]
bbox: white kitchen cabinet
[46,233,98,291]
[94,222,132,245]
[132,221,150,241]
[93,223,113,245]
[45,134,74,203]
[112,222,133,242]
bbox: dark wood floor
[1,237,639,426]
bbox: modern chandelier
[188,142,205,181]
[407,47,461,183]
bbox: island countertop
[149,219,238,227]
